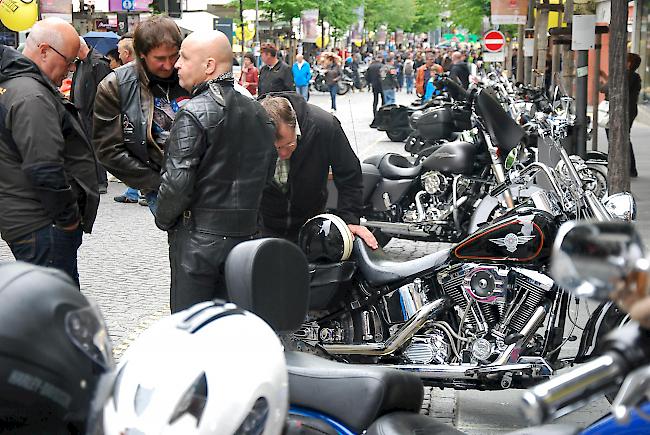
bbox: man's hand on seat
[348,224,379,250]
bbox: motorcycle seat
[378,153,422,180]
[285,351,424,433]
[353,238,450,286]
[366,412,465,435]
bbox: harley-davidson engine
[403,171,471,223]
[400,263,554,365]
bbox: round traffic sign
[484,30,505,53]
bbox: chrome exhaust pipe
[322,298,448,356]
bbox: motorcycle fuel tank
[421,140,476,174]
[452,208,558,263]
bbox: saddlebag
[308,261,356,310]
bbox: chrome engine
[403,171,471,223]
[397,264,555,365]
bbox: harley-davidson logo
[489,233,535,253]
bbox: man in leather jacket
[93,16,189,212]
[258,93,378,249]
[155,31,276,313]
[0,19,99,285]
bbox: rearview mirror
[551,221,646,300]
[603,192,637,222]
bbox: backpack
[403,60,414,76]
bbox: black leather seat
[353,238,450,286]
[285,351,423,433]
[378,153,422,180]
[366,412,465,435]
[225,238,310,332]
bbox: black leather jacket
[155,77,276,235]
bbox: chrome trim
[322,299,447,355]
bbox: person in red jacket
[239,52,259,96]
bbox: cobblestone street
[2,88,649,433]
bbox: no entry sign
[484,30,506,53]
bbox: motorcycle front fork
[485,136,515,209]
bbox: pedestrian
[413,52,424,70]
[325,54,341,113]
[258,42,294,96]
[449,51,471,90]
[258,93,378,249]
[415,52,442,96]
[395,55,404,92]
[403,53,414,94]
[351,52,362,90]
[381,57,398,105]
[112,32,142,204]
[0,18,99,285]
[367,55,384,126]
[71,36,112,195]
[106,48,121,69]
[601,52,642,177]
[239,52,259,96]
[292,53,311,101]
[155,31,275,312]
[94,15,190,213]
[117,32,135,65]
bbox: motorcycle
[361,82,525,245]
[519,220,650,434]
[291,102,636,392]
[310,67,353,95]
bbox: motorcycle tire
[337,82,351,95]
[386,130,409,142]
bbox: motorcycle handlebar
[521,352,627,425]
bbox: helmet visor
[65,302,115,370]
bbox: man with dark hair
[258,42,294,96]
[0,18,99,285]
[366,55,384,126]
[258,93,378,249]
[71,36,112,194]
[156,31,275,312]
[93,15,190,212]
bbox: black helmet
[0,262,114,432]
[298,214,354,263]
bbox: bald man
[0,18,99,286]
[155,31,276,312]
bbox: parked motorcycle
[361,83,525,245]
[310,67,353,95]
[290,105,635,392]
[519,220,650,434]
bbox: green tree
[445,0,489,34]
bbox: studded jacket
[154,77,276,235]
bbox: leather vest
[114,64,150,166]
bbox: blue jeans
[329,84,337,110]
[145,191,158,214]
[383,89,396,105]
[124,187,139,200]
[405,75,414,94]
[296,85,309,101]
[8,224,83,286]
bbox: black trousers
[605,115,637,175]
[168,225,253,313]
[372,85,385,116]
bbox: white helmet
[101,301,288,435]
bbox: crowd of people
[0,16,377,315]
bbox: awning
[173,11,220,34]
